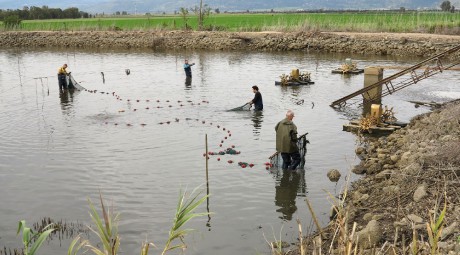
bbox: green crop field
[2,12,460,34]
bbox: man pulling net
[271,110,309,170]
[227,85,263,111]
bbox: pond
[0,48,458,255]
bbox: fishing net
[67,74,86,91]
[227,103,252,111]
[269,132,309,169]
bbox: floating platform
[331,69,364,74]
[343,120,407,135]
[275,80,315,86]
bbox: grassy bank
[1,12,460,34]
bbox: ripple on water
[1,49,459,255]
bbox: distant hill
[0,0,457,14]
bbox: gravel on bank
[299,100,460,254]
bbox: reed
[296,219,306,255]
[161,186,209,255]
[426,192,447,255]
[263,225,286,255]
[67,235,88,255]
[86,194,121,255]
[16,220,54,255]
[68,188,209,255]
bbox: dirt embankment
[0,30,459,59]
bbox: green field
[2,12,460,34]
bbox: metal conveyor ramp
[330,44,460,108]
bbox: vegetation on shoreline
[2,188,209,255]
[1,12,460,34]
[70,189,209,255]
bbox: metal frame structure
[330,45,460,108]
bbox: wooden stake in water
[205,134,209,190]
[205,134,211,226]
[17,55,23,86]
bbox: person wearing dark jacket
[248,85,263,111]
[275,110,301,170]
[183,59,195,78]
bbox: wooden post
[205,134,211,226]
[205,134,209,191]
[362,67,383,116]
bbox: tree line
[0,6,91,28]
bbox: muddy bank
[0,30,459,58]
[300,100,460,254]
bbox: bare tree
[199,0,203,30]
[190,0,211,30]
[179,7,189,29]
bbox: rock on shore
[0,31,459,59]
[311,100,460,254]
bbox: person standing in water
[57,64,69,92]
[184,59,195,78]
[275,110,301,170]
[248,85,263,111]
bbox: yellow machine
[370,104,382,125]
[290,69,300,80]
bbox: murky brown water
[0,48,459,254]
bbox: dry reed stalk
[305,198,323,239]
[296,219,305,255]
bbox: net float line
[80,88,210,111]
[105,118,234,153]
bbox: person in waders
[248,85,263,111]
[183,59,195,78]
[57,64,69,93]
[275,110,301,170]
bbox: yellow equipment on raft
[290,69,300,80]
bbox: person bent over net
[57,64,69,92]
[275,110,301,170]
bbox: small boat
[275,80,315,86]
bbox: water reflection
[251,110,263,136]
[59,89,75,112]
[273,169,306,221]
[185,77,192,88]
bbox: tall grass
[86,194,121,255]
[16,220,55,255]
[161,187,209,255]
[2,12,460,34]
[69,188,209,255]
[426,192,447,255]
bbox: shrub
[3,15,22,29]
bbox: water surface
[0,48,458,254]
